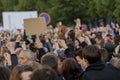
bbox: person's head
[15,34,22,42]
[75,47,85,70]
[59,25,66,39]
[31,67,58,80]
[10,64,33,80]
[61,58,81,80]
[114,35,120,45]
[41,54,58,71]
[18,49,36,65]
[68,30,75,42]
[95,32,102,44]
[26,61,42,71]
[66,39,74,51]
[104,42,115,53]
[48,25,53,31]
[104,42,115,61]
[110,57,120,70]
[0,66,10,80]
[99,48,109,62]
[81,45,101,68]
[110,45,120,70]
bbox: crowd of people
[0,18,120,80]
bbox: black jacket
[8,54,18,70]
[80,61,120,80]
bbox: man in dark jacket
[76,45,120,80]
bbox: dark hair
[68,30,75,42]
[29,43,37,53]
[57,50,66,62]
[36,48,46,63]
[0,66,10,80]
[39,34,46,44]
[10,65,33,80]
[99,48,109,62]
[61,58,82,80]
[95,32,102,40]
[31,35,36,43]
[31,67,58,80]
[82,45,101,64]
[114,35,120,45]
[75,47,83,58]
[66,40,74,50]
[104,42,115,53]
[90,38,96,45]
[10,38,16,42]
[64,40,75,58]
[41,54,58,71]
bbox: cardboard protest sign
[24,17,47,35]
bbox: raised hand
[116,23,119,28]
[21,41,26,50]
[58,39,68,49]
[74,18,81,27]
[6,41,15,54]
[35,35,43,48]
[84,36,91,45]
[3,52,12,65]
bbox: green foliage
[15,0,36,11]
[87,0,115,20]
[0,0,120,25]
[114,0,120,23]
[0,0,18,25]
[0,0,3,25]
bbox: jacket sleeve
[46,41,54,52]
[10,54,18,69]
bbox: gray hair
[21,49,36,61]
